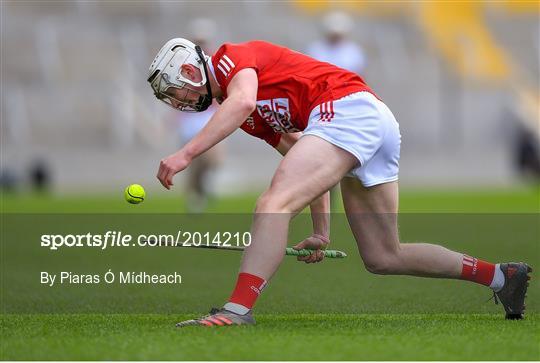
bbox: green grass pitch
[1,186,539,360]
[2,314,538,360]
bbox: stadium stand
[2,1,538,193]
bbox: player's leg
[242,134,357,277]
[224,135,357,315]
[221,91,391,317]
[340,179,465,277]
[337,91,501,280]
[341,179,532,318]
[177,135,357,326]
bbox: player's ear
[180,64,193,80]
[181,64,201,83]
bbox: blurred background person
[28,158,52,195]
[0,167,19,194]
[173,18,224,212]
[509,87,540,181]
[306,10,366,74]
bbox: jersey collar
[208,56,221,87]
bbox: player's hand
[293,234,330,264]
[157,151,192,190]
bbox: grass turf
[1,187,539,360]
[2,185,539,213]
[1,313,539,360]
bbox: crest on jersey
[256,98,299,133]
[245,116,255,130]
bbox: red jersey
[211,40,376,147]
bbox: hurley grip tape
[285,248,347,258]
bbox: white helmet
[147,38,213,112]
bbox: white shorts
[303,91,401,187]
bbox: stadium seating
[2,1,538,192]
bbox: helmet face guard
[148,39,213,112]
[150,72,211,112]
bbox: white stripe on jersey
[222,54,235,69]
[219,58,231,72]
[217,63,228,77]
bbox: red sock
[228,272,267,309]
[460,255,495,286]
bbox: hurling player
[148,38,532,326]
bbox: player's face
[160,67,209,110]
[162,86,202,109]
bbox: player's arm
[275,132,301,155]
[157,68,258,189]
[276,133,331,263]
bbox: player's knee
[363,259,391,275]
[363,255,399,275]
[255,190,294,214]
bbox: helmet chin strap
[195,45,213,112]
